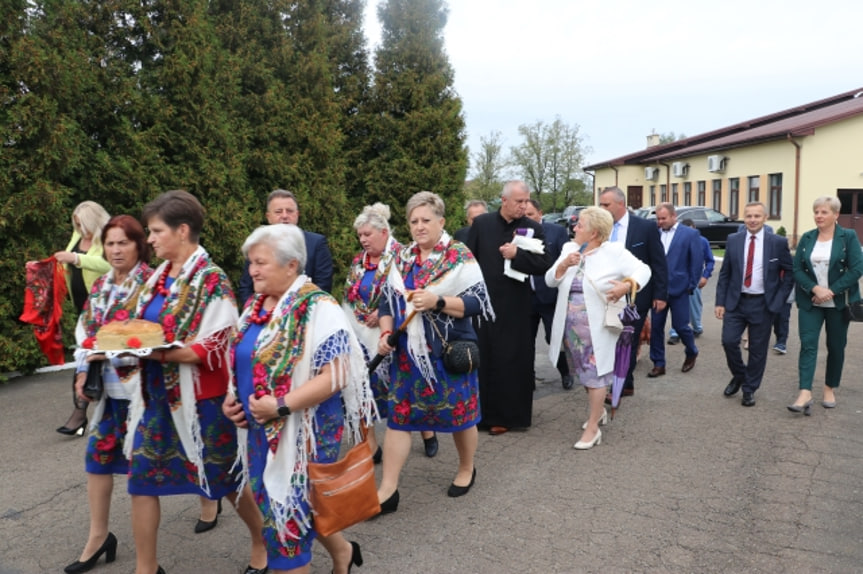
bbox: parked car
[542,212,562,224]
[639,205,741,247]
[555,205,588,236]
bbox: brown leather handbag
[307,431,380,536]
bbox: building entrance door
[837,189,863,243]
[627,186,643,210]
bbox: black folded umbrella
[367,309,418,374]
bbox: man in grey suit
[715,202,794,406]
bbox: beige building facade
[585,88,863,245]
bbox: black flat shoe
[244,566,269,574]
[372,446,382,464]
[379,490,399,515]
[423,433,438,458]
[64,532,117,573]
[194,498,222,533]
[156,567,165,574]
[330,540,363,574]
[447,468,476,498]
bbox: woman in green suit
[788,196,863,414]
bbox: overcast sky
[363,0,861,175]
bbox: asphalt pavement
[2,277,862,573]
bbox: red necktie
[744,234,755,288]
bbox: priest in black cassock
[467,180,554,434]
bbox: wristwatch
[434,296,446,312]
[276,396,291,417]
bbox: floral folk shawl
[384,231,494,386]
[342,236,401,367]
[20,256,68,365]
[74,262,153,428]
[231,275,375,539]
[127,246,238,493]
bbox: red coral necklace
[249,295,272,325]
[363,251,378,271]
[154,263,173,297]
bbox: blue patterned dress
[234,307,346,570]
[385,265,481,432]
[127,278,239,497]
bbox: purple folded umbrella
[610,302,641,419]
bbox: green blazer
[793,224,863,311]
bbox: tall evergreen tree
[364,0,467,235]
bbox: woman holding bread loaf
[128,190,266,574]
[63,215,152,573]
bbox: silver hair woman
[225,223,375,574]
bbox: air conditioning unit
[644,166,659,181]
[707,155,726,173]
[672,162,688,177]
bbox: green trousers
[797,305,850,390]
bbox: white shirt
[612,212,630,245]
[811,240,835,307]
[661,223,678,254]
[742,227,765,294]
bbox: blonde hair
[72,201,111,243]
[406,191,445,219]
[578,206,613,243]
[353,202,392,233]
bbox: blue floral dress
[386,265,480,432]
[127,278,239,497]
[234,309,346,571]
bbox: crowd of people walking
[47,183,861,573]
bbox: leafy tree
[658,131,686,144]
[466,130,506,203]
[363,0,467,238]
[510,116,589,212]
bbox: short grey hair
[601,186,626,205]
[353,202,392,232]
[501,180,529,198]
[406,191,445,219]
[267,189,298,207]
[464,199,488,211]
[813,195,841,214]
[242,224,306,273]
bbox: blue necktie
[611,222,620,242]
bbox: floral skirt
[84,397,130,475]
[387,345,480,432]
[246,393,344,571]
[563,292,613,390]
[127,370,239,497]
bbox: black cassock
[467,211,553,428]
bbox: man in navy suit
[599,188,668,398]
[238,189,334,304]
[454,199,488,243]
[649,203,702,376]
[525,199,573,389]
[715,202,793,406]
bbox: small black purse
[430,317,480,374]
[843,292,863,322]
[82,360,104,401]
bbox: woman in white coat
[546,207,651,450]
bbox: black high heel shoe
[379,490,399,515]
[331,541,363,574]
[57,417,88,436]
[64,532,117,573]
[194,497,222,533]
[787,400,813,416]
